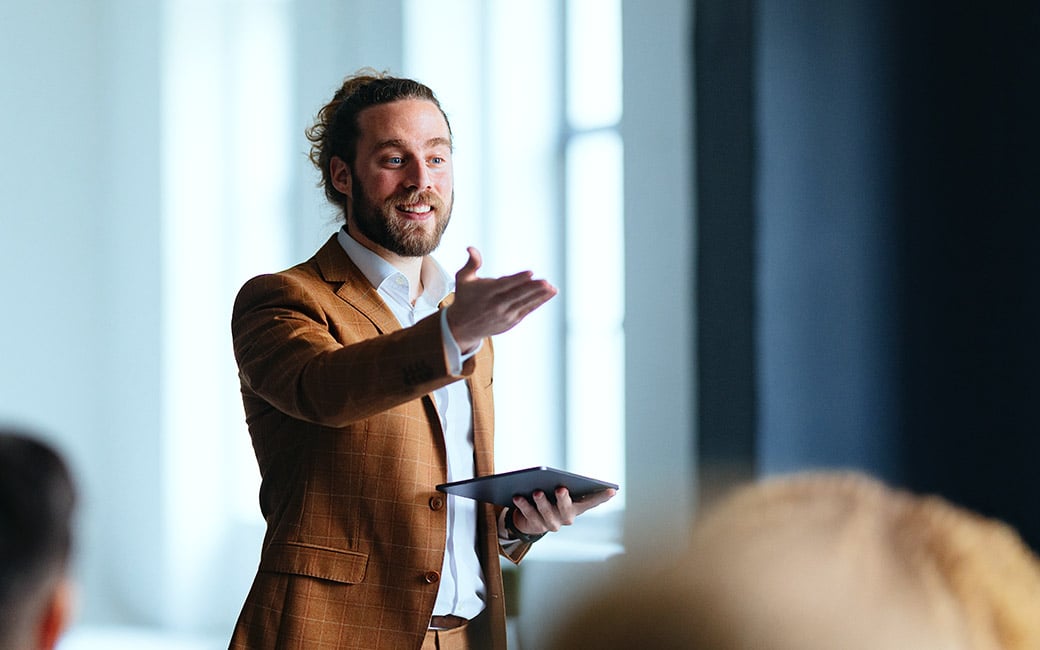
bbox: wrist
[504,507,545,544]
[444,305,480,353]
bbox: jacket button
[429,496,445,510]
[424,571,440,584]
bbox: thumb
[456,246,482,282]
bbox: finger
[478,271,538,298]
[555,487,573,508]
[554,487,577,525]
[512,495,546,532]
[498,284,557,326]
[493,279,556,311]
[515,284,558,314]
[573,488,617,515]
[531,490,563,532]
[455,247,482,283]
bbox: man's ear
[329,156,352,198]
[37,578,74,650]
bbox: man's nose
[404,159,432,190]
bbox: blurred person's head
[0,429,77,650]
[549,472,1040,650]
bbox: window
[563,0,625,510]
[162,0,291,623]
[404,0,625,522]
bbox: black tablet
[436,466,619,508]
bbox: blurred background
[1,1,1037,648]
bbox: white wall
[1,0,167,630]
[1,0,404,642]
[514,1,695,647]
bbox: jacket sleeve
[232,271,477,427]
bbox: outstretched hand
[446,247,558,352]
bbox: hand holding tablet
[437,466,619,508]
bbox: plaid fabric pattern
[228,236,521,650]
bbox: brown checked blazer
[228,235,529,650]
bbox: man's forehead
[356,99,451,144]
[372,137,453,153]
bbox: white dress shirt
[337,228,487,620]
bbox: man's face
[338,98,454,258]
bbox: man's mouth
[397,203,433,215]
[395,201,437,221]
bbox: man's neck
[345,224,425,302]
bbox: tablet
[437,466,619,508]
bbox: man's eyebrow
[374,137,453,151]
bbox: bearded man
[228,70,614,650]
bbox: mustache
[386,190,446,211]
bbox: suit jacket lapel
[313,235,401,334]
[313,235,449,460]
[313,235,493,470]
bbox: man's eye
[431,157,445,165]
[387,156,404,165]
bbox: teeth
[400,204,431,214]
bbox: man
[229,70,615,649]
[0,429,77,650]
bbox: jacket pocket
[259,541,368,584]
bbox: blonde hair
[549,472,1040,649]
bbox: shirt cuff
[440,308,481,375]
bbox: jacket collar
[313,235,401,333]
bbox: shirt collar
[336,226,452,307]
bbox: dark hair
[306,68,452,215]
[0,430,76,636]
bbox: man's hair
[306,69,452,215]
[0,430,76,644]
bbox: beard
[350,174,452,257]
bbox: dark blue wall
[755,2,900,480]
[696,1,1040,549]
[892,2,1040,549]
